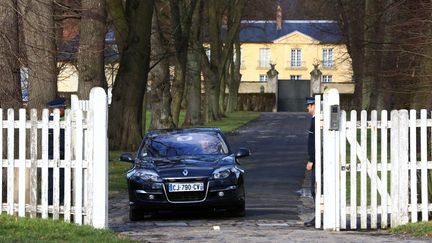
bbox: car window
[141,132,229,158]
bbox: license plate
[168,183,204,192]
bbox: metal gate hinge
[341,165,350,171]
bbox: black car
[120,128,250,221]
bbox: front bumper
[128,177,244,211]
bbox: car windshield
[140,132,229,158]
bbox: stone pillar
[310,63,322,95]
[267,64,279,112]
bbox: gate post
[89,87,108,229]
[322,88,340,230]
[314,95,322,228]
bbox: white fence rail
[316,89,432,230]
[0,87,108,229]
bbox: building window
[322,48,334,68]
[290,75,302,80]
[259,74,268,82]
[259,48,271,68]
[322,75,333,82]
[291,48,302,67]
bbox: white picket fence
[0,87,108,229]
[71,95,90,111]
[315,89,432,230]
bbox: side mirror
[119,153,134,163]
[235,148,250,158]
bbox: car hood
[143,155,232,178]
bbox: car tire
[228,201,245,217]
[129,208,145,221]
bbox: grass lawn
[0,214,134,242]
[109,111,261,196]
[390,221,432,237]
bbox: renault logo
[182,169,189,176]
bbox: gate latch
[341,165,350,171]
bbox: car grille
[163,177,208,203]
[166,191,206,202]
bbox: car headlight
[134,170,162,182]
[212,167,236,179]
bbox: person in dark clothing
[304,96,316,227]
[48,97,65,205]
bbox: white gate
[315,89,432,230]
[0,87,108,229]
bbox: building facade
[238,20,354,95]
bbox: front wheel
[129,207,145,221]
[228,201,245,217]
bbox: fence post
[18,109,26,217]
[399,110,409,224]
[71,94,79,111]
[89,87,108,229]
[7,109,14,215]
[322,88,340,230]
[390,110,400,227]
[314,94,322,228]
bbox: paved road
[109,112,428,242]
[227,112,311,222]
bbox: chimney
[276,3,282,30]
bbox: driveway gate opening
[277,79,310,112]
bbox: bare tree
[169,0,198,127]
[226,32,241,113]
[183,0,203,126]
[77,0,107,99]
[0,0,22,109]
[149,5,174,130]
[106,0,127,55]
[200,0,245,122]
[19,0,57,109]
[108,0,154,150]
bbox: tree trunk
[170,58,187,127]
[183,0,203,126]
[0,0,22,109]
[376,0,395,111]
[362,0,382,111]
[169,0,198,127]
[218,65,227,116]
[19,0,57,109]
[335,0,365,110]
[201,0,245,121]
[183,48,202,126]
[106,0,128,54]
[226,39,241,113]
[201,49,220,123]
[205,0,222,122]
[149,11,174,130]
[108,0,154,151]
[411,3,432,109]
[77,0,107,99]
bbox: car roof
[146,128,222,136]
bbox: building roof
[240,20,343,43]
[57,32,119,63]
